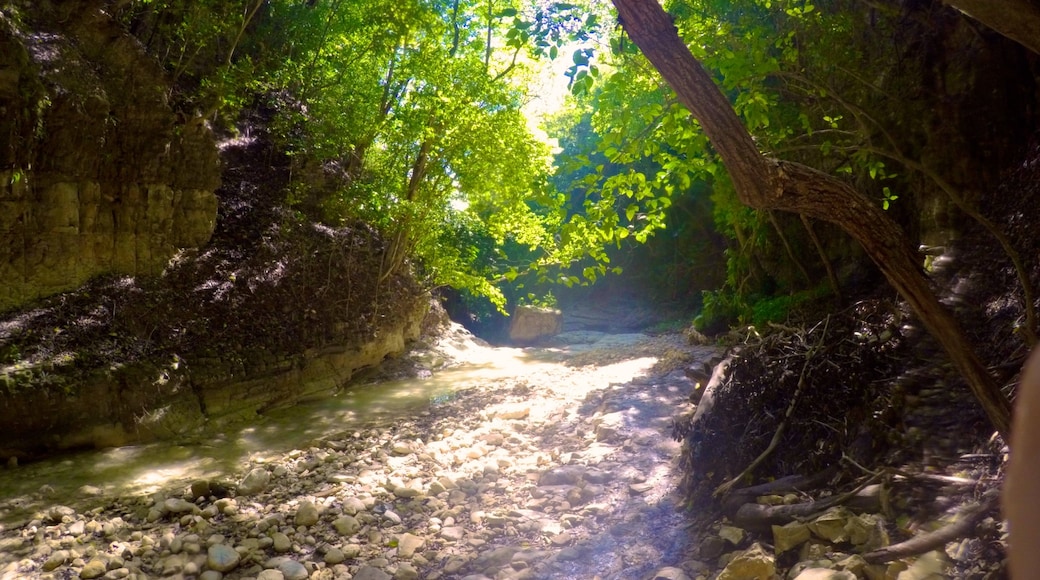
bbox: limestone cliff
[0,1,220,312]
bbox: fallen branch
[734,471,883,532]
[862,491,1000,564]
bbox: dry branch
[862,491,999,564]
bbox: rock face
[0,1,221,312]
[508,305,563,343]
[0,293,428,457]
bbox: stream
[0,325,717,580]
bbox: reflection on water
[0,344,562,525]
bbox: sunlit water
[0,341,576,526]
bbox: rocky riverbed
[0,325,716,580]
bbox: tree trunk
[943,0,1040,56]
[610,0,1012,439]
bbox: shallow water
[0,341,568,526]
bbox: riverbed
[0,324,716,579]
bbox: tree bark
[610,0,1012,439]
[943,0,1040,56]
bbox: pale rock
[508,305,562,343]
[294,500,320,527]
[206,544,240,572]
[440,526,466,541]
[490,403,530,420]
[772,521,812,553]
[200,571,224,580]
[397,533,425,558]
[718,524,745,545]
[896,550,947,580]
[258,570,285,580]
[835,554,869,576]
[237,468,272,496]
[393,481,423,499]
[538,465,586,486]
[164,498,197,514]
[342,544,362,558]
[342,497,367,515]
[333,516,361,536]
[391,442,413,456]
[68,520,86,536]
[808,507,855,543]
[716,543,775,580]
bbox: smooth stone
[295,501,320,527]
[237,468,272,496]
[199,571,224,580]
[333,516,361,536]
[354,566,392,580]
[43,550,69,571]
[652,567,691,580]
[80,559,107,579]
[258,570,285,580]
[440,526,466,541]
[191,480,212,499]
[272,532,292,553]
[165,498,197,514]
[207,544,241,572]
[324,548,346,565]
[342,497,367,515]
[395,563,420,580]
[278,560,309,580]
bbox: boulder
[508,305,562,343]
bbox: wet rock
[237,468,272,496]
[206,544,240,572]
[257,570,285,580]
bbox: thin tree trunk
[611,0,1012,439]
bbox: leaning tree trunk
[943,0,1040,56]
[610,0,1012,439]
